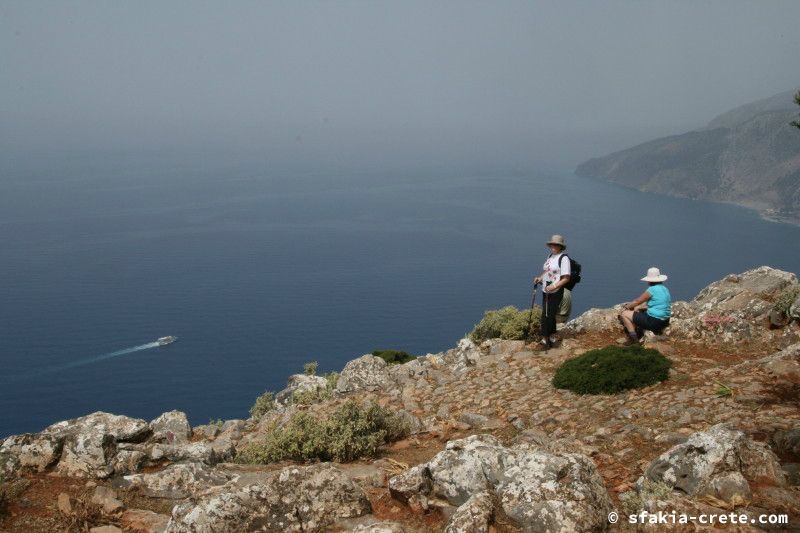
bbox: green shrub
[619,479,673,514]
[371,349,416,365]
[469,305,541,343]
[776,286,800,315]
[552,345,671,395]
[208,418,224,427]
[249,391,275,419]
[236,400,409,464]
[304,361,319,376]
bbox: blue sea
[2,153,799,437]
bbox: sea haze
[2,154,799,437]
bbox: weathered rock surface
[275,374,329,405]
[444,490,494,533]
[46,412,150,478]
[0,432,64,476]
[121,462,235,499]
[150,411,191,445]
[120,509,171,533]
[336,355,392,393]
[389,434,612,533]
[166,463,371,532]
[643,423,785,502]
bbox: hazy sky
[2,1,799,171]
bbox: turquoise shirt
[646,284,671,319]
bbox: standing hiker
[533,235,571,350]
[618,267,672,345]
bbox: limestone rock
[150,411,191,445]
[275,374,329,405]
[89,526,122,533]
[166,463,371,532]
[388,434,612,533]
[335,355,391,393]
[120,509,171,533]
[350,521,407,533]
[444,491,494,533]
[643,423,785,502]
[43,412,150,478]
[91,485,123,514]
[121,462,235,499]
[149,440,233,465]
[57,492,72,515]
[0,432,64,476]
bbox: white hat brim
[641,275,668,282]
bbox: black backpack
[559,254,582,290]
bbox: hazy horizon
[2,1,800,173]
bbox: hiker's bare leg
[618,309,636,334]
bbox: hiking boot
[532,339,551,352]
[623,334,640,346]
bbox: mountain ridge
[576,89,800,223]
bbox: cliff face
[576,90,800,222]
[2,267,800,532]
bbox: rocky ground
[2,266,800,532]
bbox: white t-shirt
[542,253,571,286]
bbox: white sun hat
[641,267,668,283]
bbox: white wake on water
[7,341,163,382]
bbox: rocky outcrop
[166,463,371,532]
[444,491,494,533]
[275,374,329,406]
[336,355,392,393]
[149,411,191,445]
[642,424,785,503]
[388,434,612,533]
[564,266,799,345]
[120,462,235,499]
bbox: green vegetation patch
[776,286,800,315]
[371,349,416,365]
[249,391,275,419]
[469,305,541,343]
[236,400,409,464]
[552,345,671,395]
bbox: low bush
[371,349,416,365]
[552,345,671,395]
[249,391,275,419]
[236,400,409,464]
[469,305,541,343]
[776,286,800,315]
[304,361,319,376]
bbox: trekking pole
[526,282,540,342]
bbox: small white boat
[157,336,177,346]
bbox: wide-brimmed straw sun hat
[546,234,566,249]
[641,267,668,283]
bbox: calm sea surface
[2,154,799,436]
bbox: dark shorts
[633,311,670,333]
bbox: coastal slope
[576,90,800,222]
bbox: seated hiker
[618,267,671,345]
[533,234,571,350]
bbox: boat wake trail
[5,342,162,383]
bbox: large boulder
[120,462,235,499]
[668,267,798,343]
[0,433,64,476]
[44,412,150,478]
[166,463,371,532]
[444,491,494,533]
[149,411,191,445]
[388,434,612,533]
[335,355,392,393]
[275,374,329,405]
[643,424,785,503]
